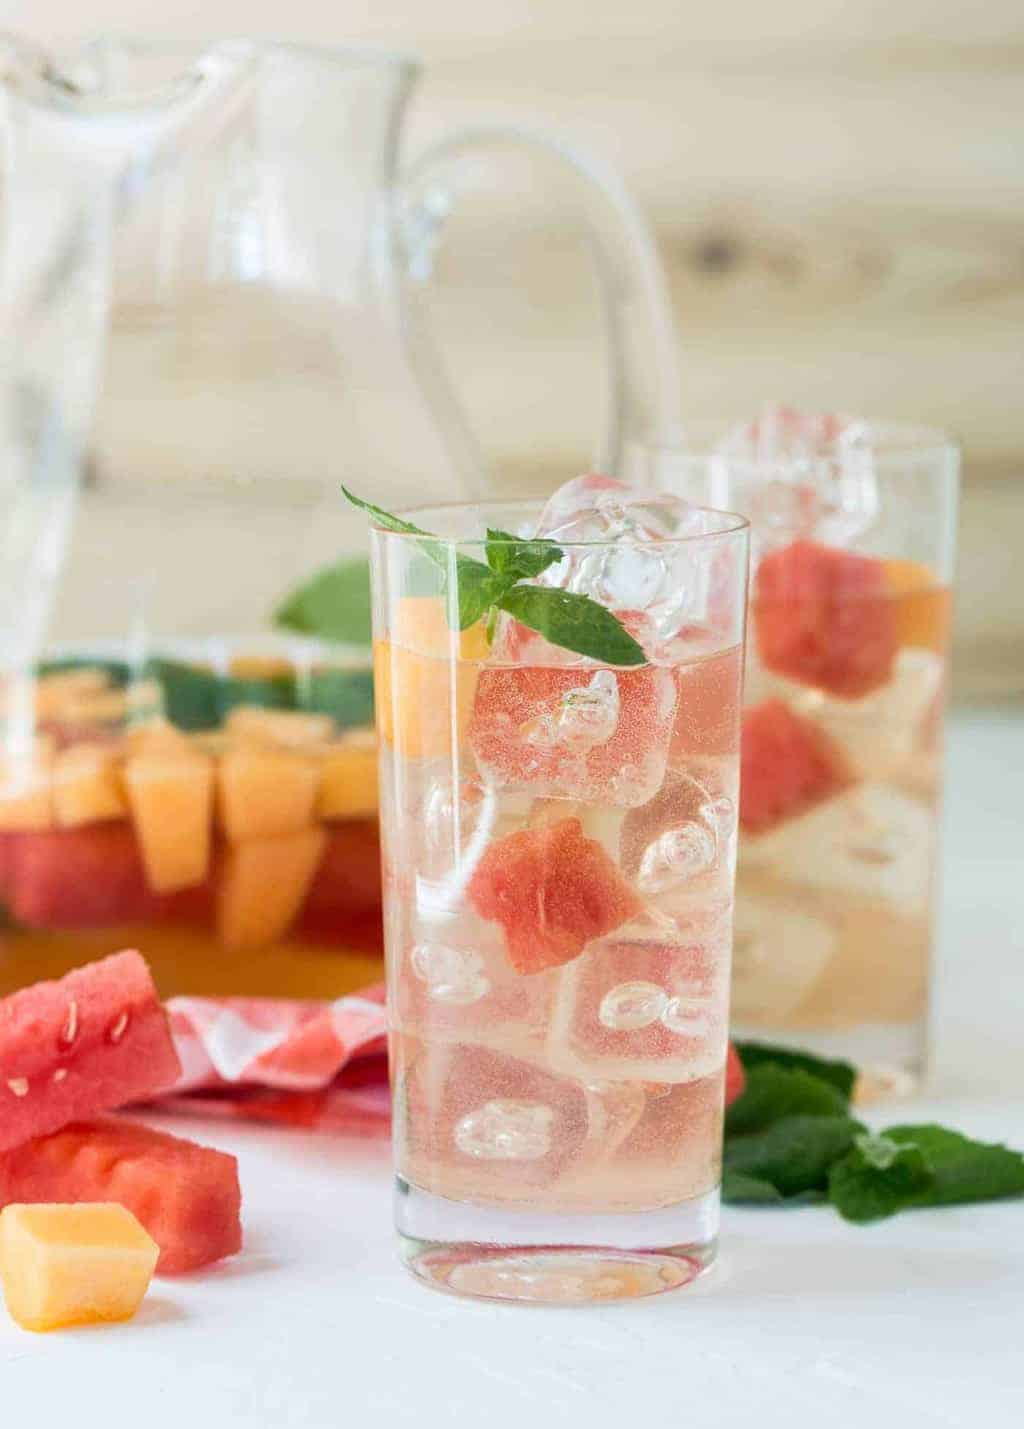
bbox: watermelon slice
[0,1118,241,1274]
[740,699,852,834]
[753,539,897,698]
[0,951,181,1152]
[467,817,641,974]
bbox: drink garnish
[341,487,647,666]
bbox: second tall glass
[370,496,748,1303]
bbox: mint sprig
[722,1045,1024,1222]
[340,487,647,666]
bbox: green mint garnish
[725,1063,851,1138]
[829,1125,1024,1224]
[734,1041,856,1103]
[275,556,373,646]
[721,1045,1024,1223]
[340,487,647,665]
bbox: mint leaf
[828,1134,933,1222]
[726,1064,850,1137]
[274,557,373,646]
[892,1125,1024,1209]
[725,1115,861,1199]
[721,1170,786,1204]
[342,485,504,633]
[734,1041,856,1103]
[496,585,647,667]
[485,528,564,582]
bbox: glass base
[395,1177,718,1304]
[731,1018,925,1103]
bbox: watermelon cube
[467,817,641,974]
[754,539,897,698]
[740,699,852,834]
[0,951,181,1152]
[0,1118,241,1275]
[469,663,678,807]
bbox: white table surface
[4,709,1023,1428]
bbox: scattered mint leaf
[721,1170,786,1204]
[496,585,647,667]
[725,1115,862,1199]
[485,528,564,583]
[274,557,373,646]
[734,1041,856,1103]
[828,1134,933,1222]
[726,1064,850,1137]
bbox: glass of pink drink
[369,487,748,1303]
[669,414,959,1098]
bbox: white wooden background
[13,0,1024,697]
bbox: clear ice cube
[520,669,620,753]
[712,404,879,557]
[453,1099,555,1161]
[533,475,710,645]
[546,933,729,1084]
[410,942,491,1006]
[621,766,737,904]
[730,889,837,1023]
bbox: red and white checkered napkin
[155,987,391,1136]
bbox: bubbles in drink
[636,822,717,893]
[521,670,620,753]
[598,981,669,1032]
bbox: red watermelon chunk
[467,817,641,974]
[0,1117,241,1274]
[725,1043,745,1107]
[740,699,852,834]
[7,825,154,929]
[0,951,181,1152]
[754,539,897,698]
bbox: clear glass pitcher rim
[0,33,419,113]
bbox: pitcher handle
[396,123,682,494]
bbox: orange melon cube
[217,747,319,841]
[0,1202,158,1333]
[375,597,489,760]
[122,719,194,759]
[0,747,54,831]
[316,730,379,820]
[122,750,214,892]
[225,707,334,748]
[217,827,326,951]
[52,745,128,827]
[885,559,952,654]
[227,655,295,681]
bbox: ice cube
[790,649,944,780]
[729,888,837,1023]
[410,943,491,1006]
[533,475,710,645]
[712,404,879,556]
[621,766,737,905]
[469,663,677,807]
[453,1099,555,1161]
[738,783,934,915]
[546,933,729,1084]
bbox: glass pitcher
[0,36,681,1000]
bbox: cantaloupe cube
[227,655,295,682]
[374,598,488,760]
[885,559,952,653]
[0,1202,158,1332]
[217,747,318,841]
[52,745,127,827]
[225,707,334,748]
[217,827,326,951]
[122,751,213,892]
[122,719,194,759]
[316,730,379,820]
[0,747,55,831]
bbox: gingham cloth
[155,986,391,1136]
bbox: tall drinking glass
[370,497,748,1303]
[663,416,959,1098]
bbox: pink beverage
[668,414,959,1097]
[369,489,748,1303]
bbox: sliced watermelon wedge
[740,699,852,834]
[0,951,182,1152]
[0,1117,241,1274]
[754,539,897,698]
[467,817,641,974]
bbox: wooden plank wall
[25,0,1024,698]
